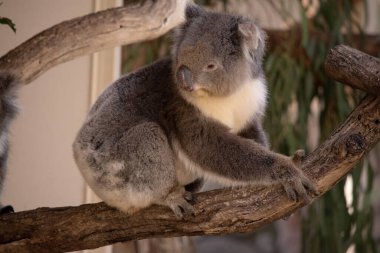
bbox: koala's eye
[204,63,218,72]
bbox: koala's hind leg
[157,186,195,219]
[75,122,193,217]
[119,123,195,218]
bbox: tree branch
[1,46,379,253]
[266,29,380,57]
[325,45,380,95]
[0,0,186,84]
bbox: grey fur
[0,72,19,214]
[74,4,317,218]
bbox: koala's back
[77,57,173,149]
[73,58,178,213]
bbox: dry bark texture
[0,0,379,251]
[325,45,380,95]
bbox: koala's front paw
[274,149,319,203]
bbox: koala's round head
[172,5,267,98]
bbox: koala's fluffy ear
[185,4,205,19]
[238,21,266,51]
[238,20,267,64]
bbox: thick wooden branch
[325,45,380,95]
[1,93,379,252]
[0,0,186,84]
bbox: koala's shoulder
[117,57,173,87]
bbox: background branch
[0,0,186,84]
[266,29,380,57]
[325,45,380,95]
[1,45,379,253]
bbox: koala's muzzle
[177,65,194,92]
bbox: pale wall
[0,0,93,211]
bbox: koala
[0,72,19,214]
[73,4,318,218]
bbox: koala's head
[172,5,266,98]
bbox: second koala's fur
[73,4,317,218]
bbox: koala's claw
[164,188,194,219]
[184,191,193,201]
[283,178,310,203]
[168,198,195,219]
[276,151,319,203]
[301,175,319,196]
[281,171,319,204]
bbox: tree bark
[325,45,380,95]
[0,0,186,84]
[1,45,379,252]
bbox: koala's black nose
[177,65,194,91]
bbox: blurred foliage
[121,0,377,252]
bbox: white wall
[0,0,93,211]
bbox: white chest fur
[189,78,267,133]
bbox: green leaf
[0,17,16,33]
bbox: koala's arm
[238,121,269,148]
[166,101,317,201]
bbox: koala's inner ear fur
[238,21,262,50]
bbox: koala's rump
[73,58,178,210]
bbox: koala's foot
[163,187,194,219]
[274,149,319,203]
[0,205,14,215]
